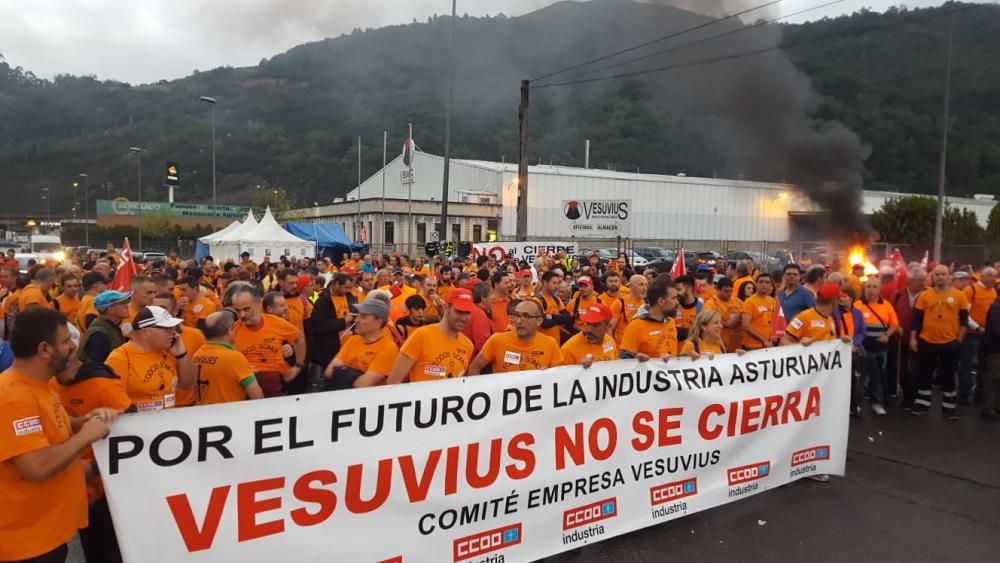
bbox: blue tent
[285,222,367,262]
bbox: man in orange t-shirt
[489,271,513,334]
[620,276,679,360]
[909,265,970,418]
[180,275,217,330]
[193,311,263,404]
[561,303,619,367]
[77,272,108,332]
[567,275,601,332]
[17,268,56,311]
[56,273,82,323]
[326,299,400,388]
[230,282,305,397]
[388,288,475,384]
[610,275,647,344]
[0,308,118,562]
[469,299,563,375]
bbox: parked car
[725,250,782,271]
[694,251,722,268]
[139,251,167,264]
[634,247,672,261]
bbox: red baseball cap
[447,288,477,312]
[580,303,612,323]
[517,270,532,278]
[578,276,594,286]
[816,283,841,301]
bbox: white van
[29,235,65,264]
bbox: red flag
[670,248,686,279]
[109,238,138,291]
[891,248,908,289]
[771,301,786,341]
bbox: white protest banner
[95,341,850,563]
[472,242,577,263]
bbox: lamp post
[199,96,217,214]
[129,147,144,250]
[78,173,89,247]
[41,188,50,232]
[439,0,457,244]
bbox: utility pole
[357,136,362,242]
[439,0,457,244]
[933,15,954,263]
[516,79,530,241]
[381,130,387,252]
[199,96,217,214]
[129,147,144,251]
[79,173,89,247]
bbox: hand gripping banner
[95,341,850,562]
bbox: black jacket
[309,289,357,366]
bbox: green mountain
[1,0,997,216]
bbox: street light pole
[199,96,218,215]
[42,188,50,232]
[439,0,457,245]
[933,15,954,263]
[129,147,144,250]
[79,173,89,247]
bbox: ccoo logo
[453,523,521,561]
[727,461,771,486]
[791,445,830,467]
[650,477,698,506]
[562,498,618,530]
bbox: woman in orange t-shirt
[680,310,730,359]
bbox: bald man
[960,267,997,403]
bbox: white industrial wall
[862,190,996,227]
[503,171,801,241]
[346,153,503,203]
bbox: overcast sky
[1,0,947,84]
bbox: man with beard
[230,283,305,397]
[387,288,476,384]
[310,273,356,373]
[610,275,648,344]
[78,290,132,364]
[561,303,619,368]
[568,275,600,332]
[55,274,82,324]
[469,299,563,375]
[620,276,679,360]
[0,308,120,563]
[279,269,313,334]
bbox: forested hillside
[1,0,996,214]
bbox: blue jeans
[958,333,984,399]
[863,349,888,406]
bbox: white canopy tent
[209,208,315,261]
[209,211,259,260]
[198,219,243,243]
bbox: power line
[552,0,844,85]
[530,0,786,84]
[533,2,982,90]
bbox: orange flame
[848,245,879,279]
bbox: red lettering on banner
[444,445,460,495]
[554,418,618,470]
[631,408,683,451]
[399,450,442,502]
[237,478,285,542]
[506,432,536,479]
[698,387,822,440]
[466,438,503,489]
[166,485,231,552]
[290,470,338,527]
[344,458,393,513]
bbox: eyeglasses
[509,312,542,320]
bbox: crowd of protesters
[1,241,997,562]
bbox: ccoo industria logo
[563,200,630,221]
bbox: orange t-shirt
[55,294,80,323]
[335,334,400,377]
[180,325,206,356]
[963,283,997,328]
[560,332,619,365]
[610,294,644,343]
[741,293,777,349]
[0,369,88,561]
[400,324,474,382]
[915,287,969,344]
[477,331,563,373]
[77,294,99,331]
[285,295,313,332]
[855,298,900,336]
[17,284,51,310]
[389,285,418,321]
[513,286,536,301]
[491,296,511,334]
[192,342,257,405]
[620,317,678,358]
[183,297,217,329]
[704,295,744,353]
[422,291,442,320]
[733,276,754,300]
[105,342,193,411]
[680,339,725,356]
[531,292,566,343]
[233,314,300,374]
[785,308,836,342]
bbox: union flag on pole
[110,238,138,291]
[670,249,686,279]
[771,302,787,341]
